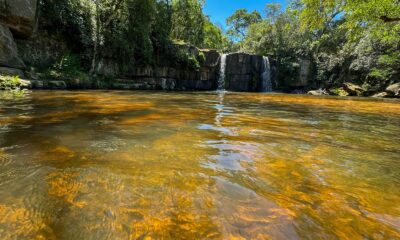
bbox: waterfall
[218,54,227,91]
[261,56,272,92]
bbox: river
[0,91,399,239]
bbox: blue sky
[204,0,288,30]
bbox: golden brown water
[0,91,399,239]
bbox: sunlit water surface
[0,91,399,239]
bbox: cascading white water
[261,56,272,92]
[218,54,227,91]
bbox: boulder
[343,82,364,96]
[385,83,400,97]
[307,89,329,96]
[0,24,25,68]
[1,0,38,38]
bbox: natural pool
[0,91,399,239]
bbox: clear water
[0,91,399,239]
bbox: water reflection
[0,91,399,239]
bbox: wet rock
[0,66,25,77]
[1,0,38,38]
[372,92,389,98]
[30,80,43,89]
[307,89,329,96]
[19,79,31,89]
[385,83,400,97]
[46,80,67,90]
[343,82,364,96]
[0,24,25,69]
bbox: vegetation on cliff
[36,0,226,74]
[226,1,399,92]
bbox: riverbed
[0,91,399,239]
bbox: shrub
[197,52,206,65]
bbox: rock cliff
[0,0,37,77]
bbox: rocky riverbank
[307,82,400,98]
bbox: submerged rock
[372,92,389,98]
[307,89,329,96]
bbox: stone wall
[101,49,221,91]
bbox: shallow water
[0,90,399,239]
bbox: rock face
[0,0,37,77]
[1,0,38,38]
[0,66,25,77]
[224,53,264,92]
[107,48,220,91]
[16,34,68,68]
[0,24,25,69]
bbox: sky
[203,0,288,30]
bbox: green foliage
[239,0,399,90]
[0,75,21,90]
[38,0,225,75]
[197,52,206,64]
[171,0,205,46]
[226,9,262,43]
[174,49,201,70]
[0,0,9,17]
[41,53,90,81]
[369,51,400,83]
[39,0,93,53]
[0,75,27,96]
[202,19,224,49]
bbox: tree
[202,17,225,49]
[171,0,205,46]
[226,9,262,44]
[298,0,400,43]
